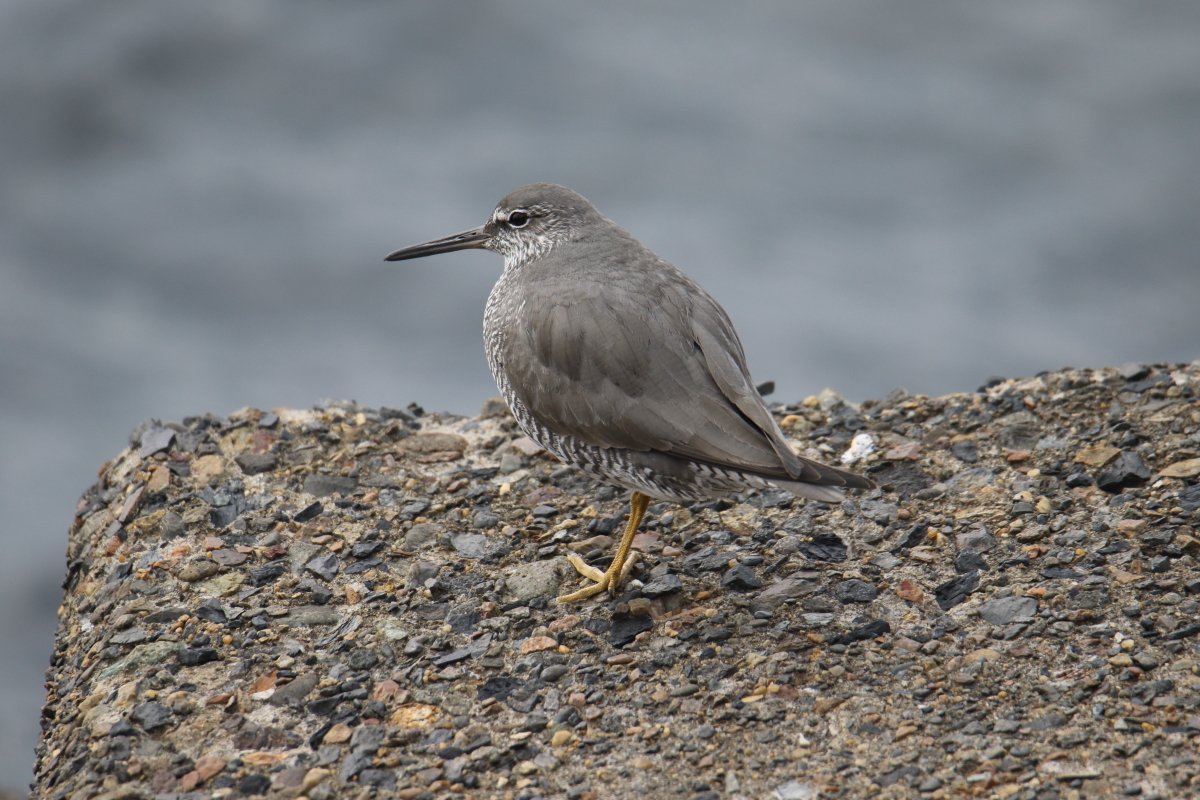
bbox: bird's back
[483,217,871,500]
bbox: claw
[556,491,651,604]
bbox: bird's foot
[556,550,639,603]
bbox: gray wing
[500,263,870,490]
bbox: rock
[281,606,340,626]
[139,426,176,458]
[110,628,147,645]
[610,615,653,647]
[950,440,979,463]
[43,363,1200,800]
[350,724,388,754]
[1178,483,1200,512]
[303,474,357,497]
[399,432,468,455]
[191,454,229,482]
[406,560,440,589]
[774,781,818,800]
[894,580,924,603]
[832,579,877,603]
[305,554,340,582]
[239,774,271,795]
[348,648,378,670]
[1159,457,1200,478]
[472,510,501,529]
[211,548,247,566]
[831,619,890,645]
[350,540,385,559]
[450,532,488,558]
[174,560,219,583]
[235,452,278,475]
[752,577,818,614]
[956,529,995,552]
[249,562,286,585]
[871,552,901,569]
[797,534,847,563]
[131,702,173,730]
[1026,713,1067,732]
[934,571,979,611]
[504,558,569,601]
[978,596,1038,625]
[177,648,219,666]
[405,522,443,550]
[1096,451,1152,493]
[1074,445,1121,468]
[641,573,683,596]
[721,564,762,591]
[944,471,994,496]
[998,423,1040,451]
[270,672,319,706]
[292,501,323,523]
[1117,362,1151,380]
[955,551,989,573]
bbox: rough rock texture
[34,363,1200,800]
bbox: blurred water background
[1,0,1198,786]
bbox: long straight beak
[385,227,490,261]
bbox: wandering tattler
[386,184,874,602]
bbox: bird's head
[385,183,601,269]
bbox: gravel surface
[35,363,1200,800]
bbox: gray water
[2,0,1198,785]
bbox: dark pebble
[306,554,340,582]
[832,579,877,604]
[955,551,989,574]
[351,540,386,558]
[235,452,278,475]
[641,574,684,596]
[250,562,287,586]
[721,564,762,591]
[831,619,890,645]
[239,774,272,796]
[1096,451,1151,493]
[177,648,220,667]
[131,702,172,730]
[951,440,979,463]
[541,665,569,682]
[292,501,324,523]
[347,648,378,670]
[798,533,848,563]
[303,473,357,498]
[934,571,980,611]
[609,615,654,646]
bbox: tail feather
[770,479,850,504]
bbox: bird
[386,183,874,603]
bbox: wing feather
[500,257,871,492]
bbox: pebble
[978,595,1038,626]
[720,564,762,590]
[832,579,877,603]
[305,553,340,581]
[640,573,683,596]
[303,473,357,498]
[450,532,488,558]
[504,557,568,601]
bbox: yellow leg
[557,491,651,603]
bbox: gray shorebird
[386,184,874,603]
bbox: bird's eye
[507,210,530,228]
